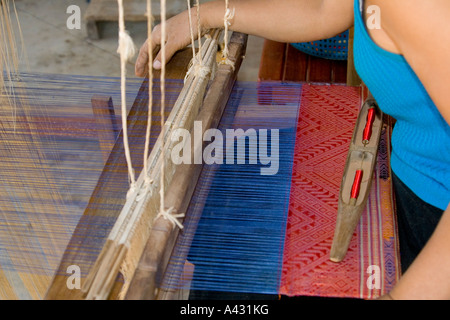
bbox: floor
[13,0,264,81]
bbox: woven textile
[163,81,302,295]
[280,84,400,299]
[0,73,150,300]
[0,74,400,299]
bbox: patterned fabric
[280,84,400,299]
[0,74,400,299]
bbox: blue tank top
[353,0,450,210]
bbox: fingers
[135,25,161,77]
[152,41,178,71]
[135,37,181,76]
[135,40,150,77]
[135,11,194,77]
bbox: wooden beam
[91,95,118,163]
[346,27,362,87]
[307,54,333,83]
[258,39,347,83]
[283,44,308,82]
[84,0,183,39]
[258,40,286,82]
[124,32,248,300]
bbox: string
[186,0,197,63]
[0,2,76,299]
[222,0,231,57]
[220,0,235,69]
[117,0,137,194]
[0,0,25,132]
[82,0,209,298]
[195,0,203,66]
[156,0,206,228]
[158,0,168,217]
[183,0,209,84]
[143,0,153,185]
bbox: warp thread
[184,0,212,83]
[117,30,136,62]
[143,0,154,187]
[219,0,235,70]
[157,0,185,230]
[117,0,137,195]
[184,57,212,83]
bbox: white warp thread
[117,0,137,195]
[156,206,185,229]
[220,1,235,69]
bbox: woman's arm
[387,204,450,299]
[374,0,450,299]
[135,0,354,76]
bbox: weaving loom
[0,1,401,300]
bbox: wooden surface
[85,0,147,22]
[85,0,146,39]
[346,27,362,86]
[91,95,119,163]
[258,39,348,83]
[44,48,192,300]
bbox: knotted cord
[220,0,235,69]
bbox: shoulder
[377,0,450,48]
[376,0,450,124]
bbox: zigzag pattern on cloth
[281,84,400,299]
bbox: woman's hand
[386,204,450,299]
[135,0,354,77]
[135,9,201,77]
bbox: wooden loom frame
[44,23,377,299]
[44,31,248,300]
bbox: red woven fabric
[280,84,400,299]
